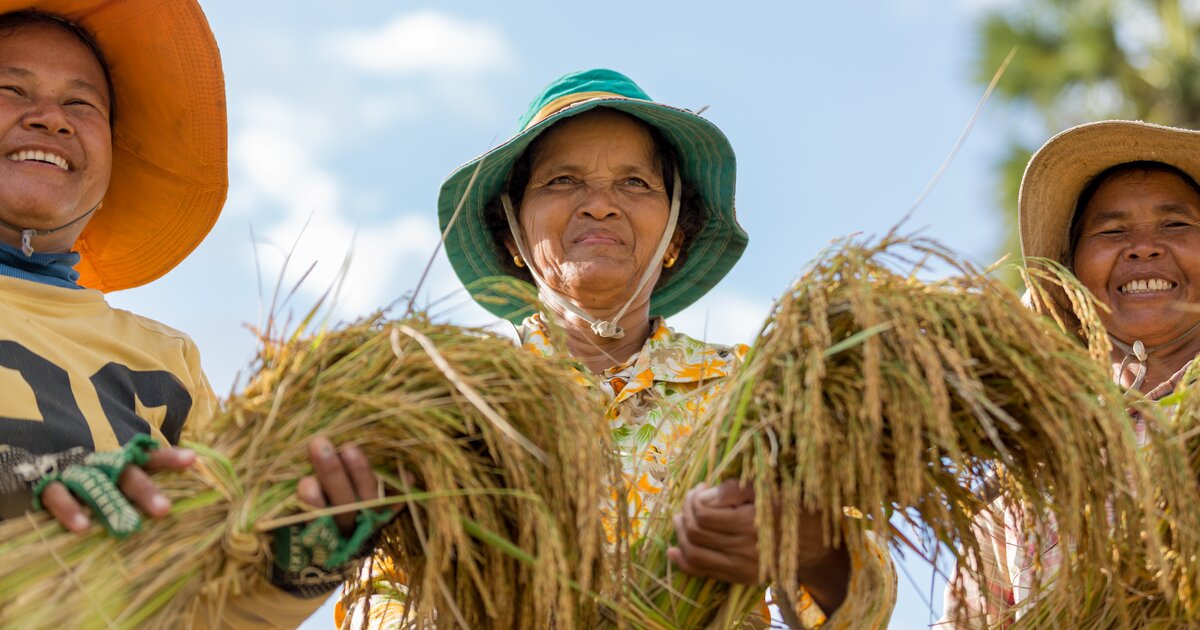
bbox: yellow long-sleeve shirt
[0,275,331,629]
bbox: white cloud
[326,11,515,76]
[226,93,450,323]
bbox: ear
[666,227,685,262]
[502,237,519,258]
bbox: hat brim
[438,97,745,322]
[1019,120,1200,266]
[0,0,228,292]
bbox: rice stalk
[0,312,617,629]
[609,232,1177,628]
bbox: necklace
[1110,319,1200,392]
[0,202,100,256]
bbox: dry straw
[1023,363,1200,628]
[0,311,617,629]
[610,232,1180,628]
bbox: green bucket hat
[437,68,747,322]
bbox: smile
[6,149,69,171]
[1118,278,1176,294]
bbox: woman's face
[1072,168,1200,346]
[0,23,111,251]
[516,109,680,309]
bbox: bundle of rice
[611,233,1181,628]
[0,314,616,629]
[1015,369,1200,628]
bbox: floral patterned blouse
[337,316,896,629]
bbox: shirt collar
[516,313,743,388]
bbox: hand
[668,479,761,584]
[41,446,195,534]
[296,436,379,535]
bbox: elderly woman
[0,3,381,627]
[941,120,1200,625]
[339,69,896,629]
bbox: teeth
[5,150,68,171]
[1120,278,1175,294]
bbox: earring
[663,255,677,269]
[513,254,525,268]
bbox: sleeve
[187,581,332,630]
[787,531,897,629]
[935,501,1015,628]
[335,555,412,630]
[178,336,218,442]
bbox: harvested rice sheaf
[618,234,1185,628]
[1029,366,1200,629]
[0,315,617,629]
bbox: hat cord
[0,202,101,257]
[1109,318,1200,392]
[501,169,681,339]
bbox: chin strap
[0,202,101,256]
[501,169,681,339]
[1110,319,1200,392]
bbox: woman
[339,68,896,629]
[0,3,381,627]
[941,120,1200,625]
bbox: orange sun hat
[0,0,227,292]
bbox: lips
[1118,278,1176,294]
[574,229,623,245]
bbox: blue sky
[106,1,1026,626]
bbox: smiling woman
[0,3,391,628]
[941,120,1200,626]
[0,14,111,257]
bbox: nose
[576,182,622,220]
[1125,229,1163,260]
[22,99,74,137]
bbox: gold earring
[663,255,677,269]
[513,254,525,268]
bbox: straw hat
[438,68,746,322]
[0,0,227,292]
[1018,120,1200,265]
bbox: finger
[118,466,172,518]
[297,476,327,508]
[41,482,90,533]
[309,438,358,532]
[670,517,745,580]
[692,500,757,535]
[339,445,379,502]
[141,446,196,473]
[700,479,755,508]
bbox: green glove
[32,435,160,539]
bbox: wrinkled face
[516,109,680,308]
[1072,169,1200,346]
[0,23,112,251]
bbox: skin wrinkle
[1072,168,1200,391]
[504,109,683,372]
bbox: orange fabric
[0,0,228,291]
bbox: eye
[547,175,577,186]
[622,177,650,188]
[0,85,22,96]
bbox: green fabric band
[273,507,394,574]
[31,435,161,539]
